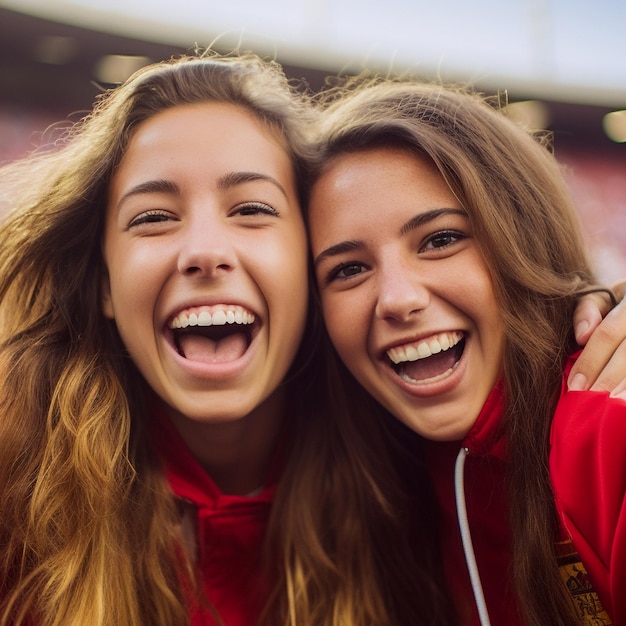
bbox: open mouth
[386,331,465,383]
[169,305,258,364]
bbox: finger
[590,343,626,392]
[610,279,626,302]
[569,297,626,391]
[610,378,626,399]
[572,292,607,345]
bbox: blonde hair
[307,77,599,626]
[0,56,451,625]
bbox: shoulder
[549,356,626,622]
[552,352,626,447]
[551,380,626,456]
[549,357,626,529]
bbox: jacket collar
[149,400,278,510]
[461,380,507,458]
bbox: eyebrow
[399,208,466,235]
[116,171,289,210]
[218,171,289,198]
[313,208,466,268]
[314,240,363,268]
[117,179,179,209]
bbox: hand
[569,280,626,399]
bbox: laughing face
[102,102,308,429]
[309,146,505,441]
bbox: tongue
[399,350,457,382]
[178,332,248,363]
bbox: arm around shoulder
[569,284,626,394]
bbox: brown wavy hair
[306,76,599,626]
[0,55,451,625]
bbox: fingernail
[568,373,587,391]
[575,320,589,341]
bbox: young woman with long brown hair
[307,78,626,625]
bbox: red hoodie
[151,411,278,626]
[423,354,623,625]
[550,354,626,625]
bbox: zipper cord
[454,447,492,626]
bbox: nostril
[182,262,233,276]
[177,244,235,276]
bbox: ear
[101,270,115,319]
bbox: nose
[177,216,236,278]
[374,257,430,322]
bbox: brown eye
[128,210,173,229]
[233,202,279,217]
[325,261,368,284]
[421,230,464,252]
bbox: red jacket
[423,354,623,625]
[423,381,523,625]
[550,354,626,625]
[152,413,277,626]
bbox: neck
[166,391,288,495]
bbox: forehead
[110,102,297,198]
[308,146,459,234]
[130,101,285,144]
[314,145,452,196]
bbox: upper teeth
[386,331,463,364]
[170,305,255,329]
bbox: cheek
[320,293,362,359]
[282,242,309,288]
[461,264,505,354]
[460,252,499,312]
[106,258,138,308]
[103,250,159,342]
[248,232,309,337]
[106,238,163,291]
[479,290,501,332]
[258,227,308,291]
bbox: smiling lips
[386,331,465,384]
[169,305,257,364]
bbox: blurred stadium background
[0,0,624,282]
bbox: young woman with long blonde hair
[0,53,457,626]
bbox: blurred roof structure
[0,2,624,154]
